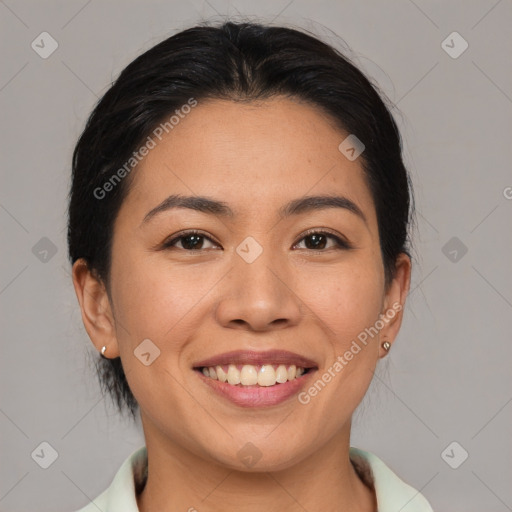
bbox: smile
[197,364,311,387]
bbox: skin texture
[72,97,411,512]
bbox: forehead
[119,97,376,225]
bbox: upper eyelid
[166,229,220,246]
[298,227,348,241]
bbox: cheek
[290,258,384,437]
[109,253,208,418]
[296,257,384,410]
[110,251,212,344]
[297,257,384,348]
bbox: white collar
[76,445,434,512]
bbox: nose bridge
[237,239,283,294]
[235,234,288,300]
[215,234,302,331]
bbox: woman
[69,20,434,511]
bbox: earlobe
[71,259,120,358]
[379,253,412,356]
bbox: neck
[136,420,376,512]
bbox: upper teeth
[201,364,306,387]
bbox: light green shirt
[75,445,434,511]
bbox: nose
[214,245,302,332]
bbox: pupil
[306,234,326,250]
[183,235,202,250]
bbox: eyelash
[161,229,352,252]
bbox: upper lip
[193,350,318,369]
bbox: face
[74,96,410,471]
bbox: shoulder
[349,447,435,512]
[74,491,109,512]
[73,445,147,512]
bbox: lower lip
[195,369,316,407]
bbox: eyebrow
[140,193,367,226]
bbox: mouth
[192,350,318,407]
[194,364,314,387]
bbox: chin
[201,435,309,473]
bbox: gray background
[1,1,511,511]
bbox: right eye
[161,230,220,251]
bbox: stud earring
[100,346,107,358]
[382,341,391,352]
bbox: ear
[71,258,120,358]
[378,253,411,358]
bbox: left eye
[293,231,350,251]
